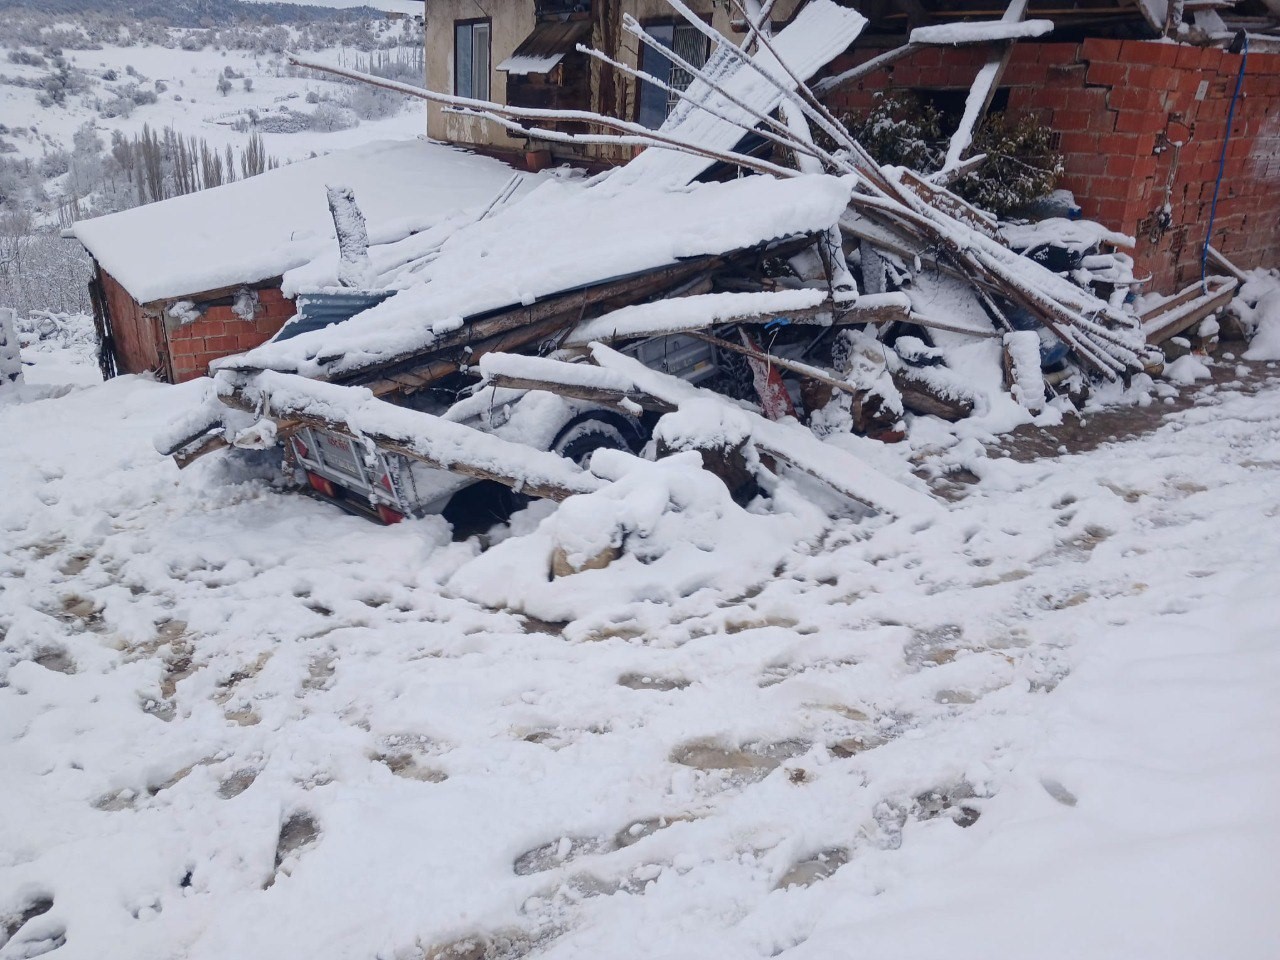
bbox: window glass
[637,23,708,129]
[455,22,474,98]
[473,22,491,100]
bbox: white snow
[3,330,1279,960]
[225,173,857,379]
[71,139,526,304]
[1237,270,1280,360]
[497,54,566,76]
[910,20,1055,45]
[563,289,832,346]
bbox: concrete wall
[425,0,535,153]
[425,0,803,164]
[826,38,1280,292]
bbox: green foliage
[842,91,945,173]
[953,112,1064,217]
[842,91,1064,218]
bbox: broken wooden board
[1142,276,1239,345]
[941,0,1032,173]
[477,352,676,414]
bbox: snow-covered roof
[72,139,525,305]
[221,172,856,380]
[497,53,566,75]
[497,19,591,75]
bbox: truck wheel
[551,412,641,468]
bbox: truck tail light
[375,504,404,525]
[306,471,335,498]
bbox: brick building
[826,36,1280,291]
[72,139,520,383]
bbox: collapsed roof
[71,139,524,304]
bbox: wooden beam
[480,372,677,413]
[1142,277,1239,345]
[686,330,862,398]
[941,0,1029,174]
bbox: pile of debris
[161,0,1246,530]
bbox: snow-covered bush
[309,102,359,132]
[841,91,1063,217]
[842,91,945,172]
[954,113,1064,217]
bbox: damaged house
[71,140,522,382]
[425,0,1280,286]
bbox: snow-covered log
[1003,330,1046,413]
[326,185,375,289]
[563,290,911,347]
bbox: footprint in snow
[616,672,690,692]
[670,738,810,784]
[775,847,849,890]
[32,648,74,675]
[0,894,61,956]
[266,812,319,887]
[513,816,690,876]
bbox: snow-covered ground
[2,324,1279,959]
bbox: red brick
[1122,40,1179,67]
[1106,153,1139,177]
[1065,153,1108,176]
[1174,45,1203,69]
[204,335,236,351]
[1115,110,1165,135]
[1054,109,1093,132]
[1082,38,1123,61]
[1085,60,1126,86]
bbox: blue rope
[1201,34,1250,290]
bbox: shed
[73,138,524,383]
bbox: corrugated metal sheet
[497,18,591,74]
[274,290,395,342]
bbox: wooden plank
[1207,245,1249,284]
[481,372,676,414]
[686,330,861,397]
[1142,277,1239,344]
[898,168,1002,241]
[813,44,919,96]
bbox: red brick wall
[99,270,167,379]
[826,39,1280,293]
[166,285,295,383]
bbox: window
[455,19,491,100]
[637,22,710,129]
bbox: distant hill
[0,0,415,25]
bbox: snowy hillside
[0,6,426,221]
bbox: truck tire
[551,411,643,467]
